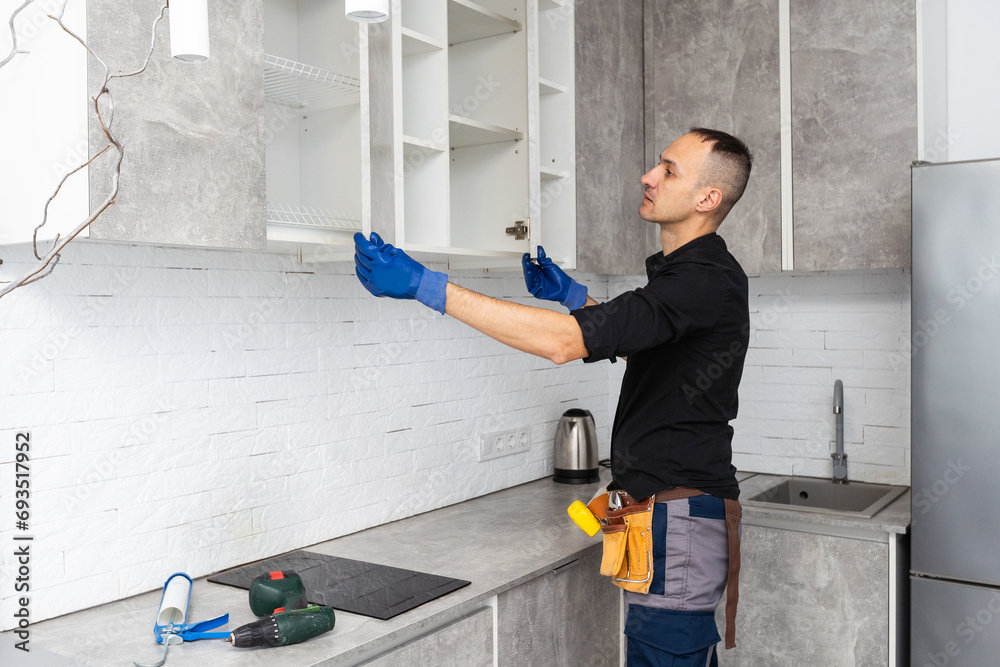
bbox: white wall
[946,0,1000,161]
[611,268,911,486]
[0,241,611,628]
[921,0,1000,162]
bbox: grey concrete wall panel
[644,0,782,276]
[790,0,916,271]
[575,0,651,276]
[365,20,397,245]
[87,1,266,250]
[363,607,493,667]
[497,544,619,665]
[715,524,889,666]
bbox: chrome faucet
[832,379,848,483]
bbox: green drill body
[227,605,336,648]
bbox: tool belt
[588,487,742,650]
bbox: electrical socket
[479,427,531,461]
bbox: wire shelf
[263,54,361,110]
[266,202,361,231]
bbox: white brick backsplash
[159,350,246,383]
[824,330,902,351]
[790,348,865,368]
[246,348,317,376]
[735,269,910,483]
[114,380,209,417]
[0,388,116,429]
[172,403,258,439]
[0,357,54,395]
[118,491,215,535]
[753,329,825,350]
[153,246,245,271]
[55,355,159,391]
[26,572,119,625]
[760,365,832,386]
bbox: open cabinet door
[0,0,89,250]
[529,0,576,270]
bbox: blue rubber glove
[354,232,448,314]
[522,245,588,310]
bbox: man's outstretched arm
[355,233,591,364]
[444,283,589,365]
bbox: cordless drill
[224,605,336,648]
[223,570,336,648]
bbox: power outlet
[479,427,531,461]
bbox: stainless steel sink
[744,477,908,518]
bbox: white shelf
[539,165,569,180]
[265,202,360,231]
[538,76,566,95]
[448,115,523,147]
[447,0,522,45]
[402,27,446,56]
[405,243,523,259]
[263,54,361,110]
[539,0,566,10]
[403,135,447,156]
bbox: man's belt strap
[651,487,741,650]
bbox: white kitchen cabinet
[384,0,577,268]
[261,0,575,267]
[262,0,364,260]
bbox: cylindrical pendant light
[345,0,389,23]
[169,0,211,63]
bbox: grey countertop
[3,470,910,666]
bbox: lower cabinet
[361,544,620,667]
[497,543,620,666]
[715,522,906,667]
[362,607,494,667]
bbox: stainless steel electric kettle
[553,408,599,484]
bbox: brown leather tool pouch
[599,496,655,594]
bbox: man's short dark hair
[689,127,753,223]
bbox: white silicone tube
[169,0,210,63]
[156,574,191,627]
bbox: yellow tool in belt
[566,490,613,536]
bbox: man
[354,128,752,666]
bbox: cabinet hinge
[505,219,529,241]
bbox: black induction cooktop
[208,550,471,621]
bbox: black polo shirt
[571,233,749,500]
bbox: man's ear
[695,187,723,214]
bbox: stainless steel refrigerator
[911,158,1000,665]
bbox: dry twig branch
[0,0,168,299]
[0,0,34,68]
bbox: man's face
[639,133,712,224]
